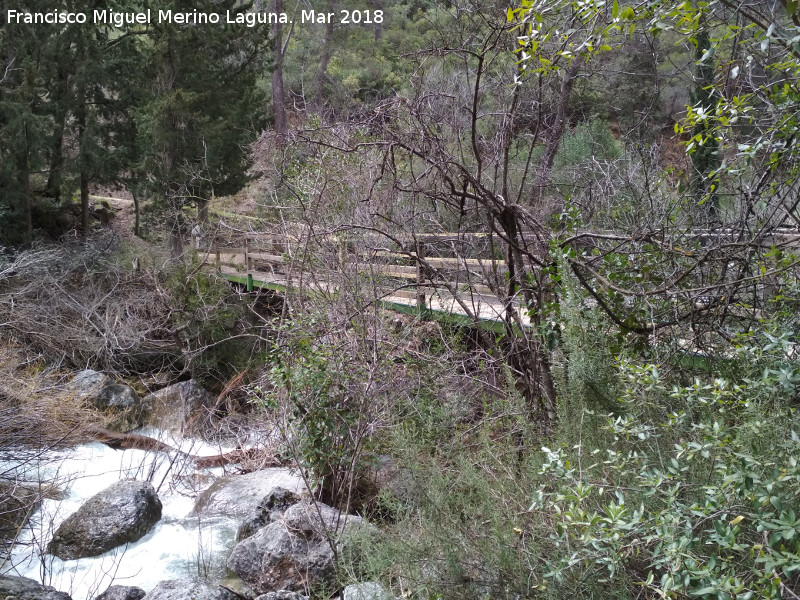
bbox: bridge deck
[217,266,528,330]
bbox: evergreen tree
[137,0,265,260]
[69,0,149,238]
[1,0,148,243]
[0,0,55,243]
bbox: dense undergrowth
[333,292,800,599]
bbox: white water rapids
[2,428,242,600]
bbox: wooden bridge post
[245,237,253,272]
[416,241,426,310]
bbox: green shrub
[343,381,548,600]
[532,352,800,599]
[164,267,263,389]
[255,316,388,512]
[345,318,800,600]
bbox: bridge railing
[196,222,800,318]
[199,227,514,312]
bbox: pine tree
[137,0,265,261]
[1,0,148,243]
[0,0,55,243]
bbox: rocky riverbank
[1,369,394,600]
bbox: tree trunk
[17,153,32,244]
[370,0,383,41]
[77,98,89,240]
[272,0,288,147]
[131,190,140,237]
[80,172,90,239]
[499,205,558,432]
[45,53,70,202]
[197,198,208,224]
[170,224,184,263]
[532,62,580,204]
[159,35,183,264]
[46,113,67,202]
[314,0,335,105]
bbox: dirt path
[90,195,164,264]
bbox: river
[2,428,241,600]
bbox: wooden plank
[219,252,246,263]
[366,251,507,270]
[358,267,419,280]
[248,251,286,263]
[383,287,438,301]
[216,246,248,255]
[362,263,417,275]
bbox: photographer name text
[6,8,383,27]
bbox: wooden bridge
[193,223,800,330]
[193,227,526,329]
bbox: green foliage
[136,1,265,219]
[340,309,800,599]
[256,316,382,510]
[164,267,261,388]
[0,0,149,243]
[554,119,621,170]
[553,248,621,415]
[532,343,800,599]
[345,387,546,600]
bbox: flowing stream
[2,428,241,600]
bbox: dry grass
[0,340,102,448]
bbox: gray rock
[342,582,395,600]
[46,480,162,560]
[144,579,238,600]
[282,499,365,534]
[255,593,309,600]
[96,384,139,409]
[95,384,142,433]
[67,370,110,401]
[0,575,72,600]
[141,380,215,435]
[227,501,365,595]
[193,469,304,519]
[93,586,145,600]
[0,482,42,543]
[236,487,300,542]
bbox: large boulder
[193,469,304,519]
[93,586,145,600]
[0,482,43,543]
[144,579,238,600]
[141,380,214,435]
[67,370,110,401]
[227,501,366,594]
[95,384,138,410]
[0,576,72,600]
[236,487,300,542]
[95,384,142,433]
[46,480,162,560]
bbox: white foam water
[3,429,241,600]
